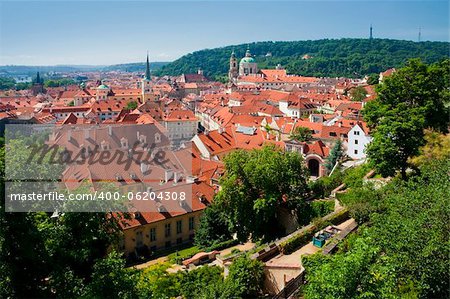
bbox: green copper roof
[240,57,256,64]
[145,53,151,80]
[97,84,109,89]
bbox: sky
[0,0,448,65]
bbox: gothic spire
[36,71,41,84]
[145,52,151,80]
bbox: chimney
[108,125,113,136]
[218,127,224,134]
[164,169,173,183]
[186,175,198,183]
[84,129,89,140]
[136,131,140,140]
[140,162,148,174]
[67,130,72,142]
[173,172,182,184]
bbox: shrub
[279,226,316,254]
[297,199,335,226]
[280,209,350,254]
[309,172,343,198]
[205,239,239,252]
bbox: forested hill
[155,38,450,79]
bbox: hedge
[279,209,349,255]
[205,239,239,252]
[168,246,201,264]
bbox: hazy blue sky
[0,1,448,65]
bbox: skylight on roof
[236,126,256,135]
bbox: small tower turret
[228,50,238,82]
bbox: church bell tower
[228,50,238,82]
[141,53,152,102]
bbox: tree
[349,86,367,101]
[215,145,309,241]
[366,107,425,179]
[363,59,450,179]
[409,130,450,166]
[86,251,139,298]
[194,203,232,248]
[325,139,343,172]
[366,73,379,85]
[126,101,138,110]
[0,77,16,90]
[290,126,312,142]
[227,255,264,298]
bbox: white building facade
[347,123,372,160]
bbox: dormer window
[120,137,128,149]
[101,140,109,150]
[155,133,161,143]
[139,135,147,144]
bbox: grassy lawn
[167,245,200,264]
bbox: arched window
[308,159,320,177]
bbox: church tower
[141,53,153,102]
[228,50,238,82]
[31,71,45,96]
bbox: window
[354,150,358,154]
[354,131,360,135]
[176,220,182,234]
[150,227,156,242]
[189,217,195,230]
[176,237,182,245]
[135,231,143,247]
[165,223,171,237]
[165,241,171,248]
[355,139,359,144]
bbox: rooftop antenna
[418,27,421,42]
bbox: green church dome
[97,84,109,90]
[240,56,255,64]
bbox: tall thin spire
[145,52,151,80]
[36,72,41,84]
[369,24,373,40]
[418,27,421,42]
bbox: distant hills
[155,38,450,79]
[0,62,169,76]
[2,39,449,79]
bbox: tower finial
[369,24,373,40]
[145,52,151,80]
[418,27,421,42]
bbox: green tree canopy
[126,101,138,110]
[348,86,368,101]
[363,59,450,179]
[290,126,313,142]
[215,145,310,241]
[304,157,450,299]
[325,139,343,172]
